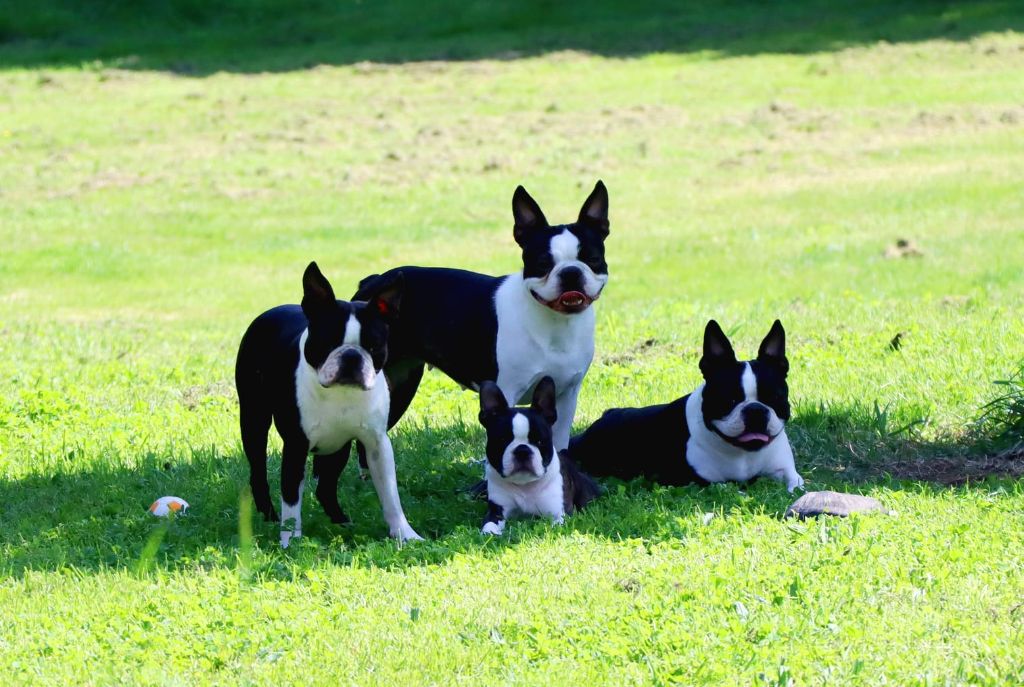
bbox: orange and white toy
[148,496,189,517]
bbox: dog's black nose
[512,445,534,464]
[339,349,364,376]
[558,265,584,292]
[742,404,769,431]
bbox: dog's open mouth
[532,289,595,314]
[734,431,773,449]
[738,432,771,444]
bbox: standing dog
[478,377,601,535]
[235,262,422,545]
[568,320,804,492]
[353,181,610,452]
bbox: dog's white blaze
[741,363,757,401]
[713,363,776,438]
[343,313,361,346]
[549,229,580,263]
[512,413,530,441]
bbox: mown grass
[2,2,1024,684]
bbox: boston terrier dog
[235,262,422,546]
[477,376,601,535]
[568,320,804,492]
[353,181,610,452]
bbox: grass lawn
[2,2,1024,684]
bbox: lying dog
[353,182,610,452]
[235,262,422,545]
[478,376,601,535]
[568,320,804,492]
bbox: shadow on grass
[1,0,1022,74]
[1,401,1019,579]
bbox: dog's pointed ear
[758,320,788,375]
[479,381,509,424]
[530,376,558,426]
[301,262,336,315]
[363,271,403,322]
[577,180,609,237]
[699,320,737,378]
[512,185,548,247]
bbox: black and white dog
[235,262,422,546]
[568,320,804,492]
[478,376,601,535]
[353,182,610,451]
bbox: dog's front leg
[768,464,805,493]
[279,438,309,548]
[362,433,423,542]
[784,470,805,493]
[551,381,581,451]
[481,500,506,535]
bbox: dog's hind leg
[313,444,352,525]
[237,370,278,522]
[384,358,426,430]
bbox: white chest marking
[549,229,580,263]
[493,273,596,403]
[343,313,361,346]
[295,330,390,454]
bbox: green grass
[3,2,1024,684]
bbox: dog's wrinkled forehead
[303,301,354,365]
[522,225,608,279]
[487,408,549,446]
[703,360,790,421]
[304,302,390,369]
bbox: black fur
[352,182,610,432]
[568,320,790,484]
[478,377,600,526]
[234,262,402,522]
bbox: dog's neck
[502,272,595,345]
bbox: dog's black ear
[479,381,509,424]
[363,271,403,322]
[301,262,336,315]
[512,185,548,246]
[577,180,609,237]
[758,320,789,374]
[530,376,558,426]
[699,320,737,377]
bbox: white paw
[552,515,565,526]
[787,474,805,493]
[279,529,301,548]
[390,524,424,543]
[481,521,505,536]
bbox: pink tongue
[738,432,770,443]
